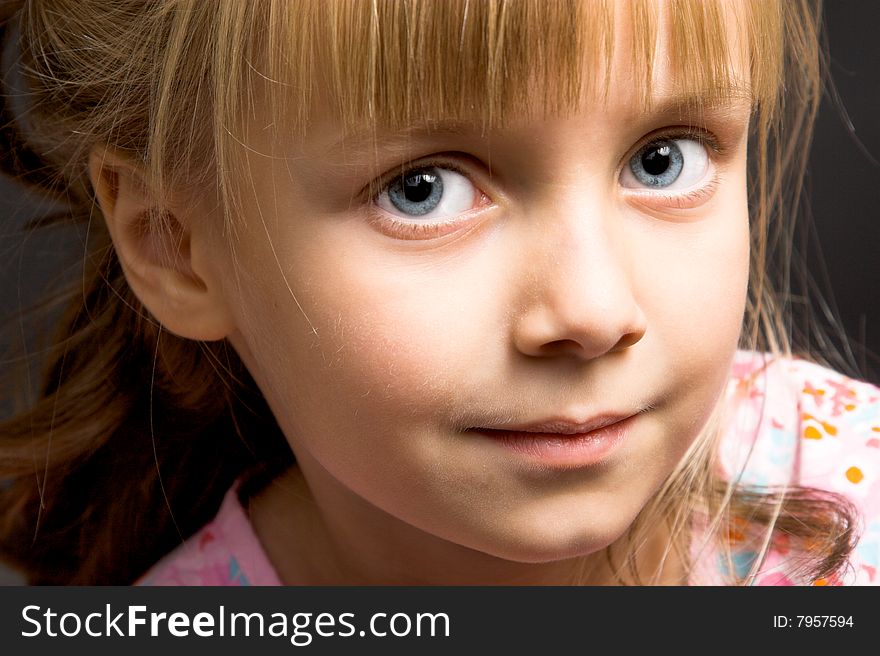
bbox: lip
[484,413,635,435]
[468,412,638,469]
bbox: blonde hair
[0,0,859,584]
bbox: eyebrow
[324,121,487,164]
[322,91,753,161]
[646,90,754,122]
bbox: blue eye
[621,138,710,191]
[377,166,477,220]
[387,168,444,215]
[630,140,683,187]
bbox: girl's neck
[247,464,689,586]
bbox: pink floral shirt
[138,350,880,586]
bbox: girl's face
[193,6,752,580]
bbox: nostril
[612,331,643,351]
[540,339,585,356]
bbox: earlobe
[87,146,235,342]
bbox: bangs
[257,0,784,136]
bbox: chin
[464,516,628,565]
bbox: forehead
[259,0,776,140]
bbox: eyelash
[623,127,724,209]
[365,127,725,239]
[365,159,489,240]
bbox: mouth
[465,412,640,469]
[473,413,636,435]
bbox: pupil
[404,173,435,203]
[642,145,671,176]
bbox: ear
[88,146,235,341]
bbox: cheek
[597,174,750,427]
[638,187,750,351]
[234,234,490,446]
[298,255,490,422]
[632,185,750,449]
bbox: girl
[0,0,878,586]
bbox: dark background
[0,3,878,584]
[795,2,880,383]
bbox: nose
[512,197,647,361]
